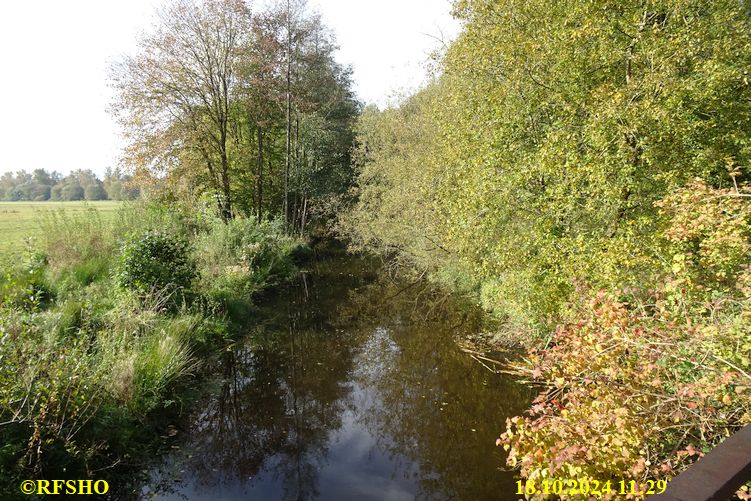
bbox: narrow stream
[142,256,531,500]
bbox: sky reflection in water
[144,257,531,500]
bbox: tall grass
[98,317,199,415]
[196,216,304,304]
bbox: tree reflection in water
[144,257,531,501]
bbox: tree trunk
[299,196,308,237]
[293,113,300,233]
[256,126,264,223]
[201,148,225,218]
[284,0,292,230]
[220,142,232,221]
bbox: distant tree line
[0,168,139,202]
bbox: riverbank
[0,203,309,498]
[140,255,532,500]
[337,0,751,493]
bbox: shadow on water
[143,256,532,500]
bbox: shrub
[0,254,51,309]
[499,291,751,500]
[116,231,196,296]
[196,217,302,302]
[289,242,314,265]
[0,325,105,474]
[499,182,751,500]
[0,203,304,490]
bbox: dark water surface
[142,257,530,500]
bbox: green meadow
[0,201,122,258]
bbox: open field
[0,201,122,258]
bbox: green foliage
[54,300,86,339]
[67,255,111,287]
[0,253,51,309]
[112,0,358,228]
[0,202,300,487]
[196,217,304,308]
[339,0,751,495]
[656,178,751,298]
[499,182,751,499]
[97,317,198,416]
[0,320,105,476]
[116,231,196,296]
[0,168,136,202]
[343,0,751,335]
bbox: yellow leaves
[351,1,751,493]
[501,275,751,499]
[671,253,686,274]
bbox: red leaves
[631,457,647,476]
[685,444,705,458]
[500,279,750,499]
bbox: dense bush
[499,182,751,499]
[0,317,105,477]
[0,253,51,309]
[500,291,750,499]
[117,231,196,296]
[196,217,304,303]
[341,0,751,338]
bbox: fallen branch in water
[460,347,507,373]
[469,354,500,373]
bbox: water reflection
[144,257,531,500]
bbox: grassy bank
[0,202,307,496]
[0,201,122,257]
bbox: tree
[112,0,251,220]
[32,169,54,186]
[259,0,359,233]
[84,183,107,201]
[343,0,751,331]
[111,0,358,226]
[236,7,287,222]
[61,183,84,201]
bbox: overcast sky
[0,0,459,177]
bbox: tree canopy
[111,0,359,228]
[342,0,751,332]
[339,0,751,495]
